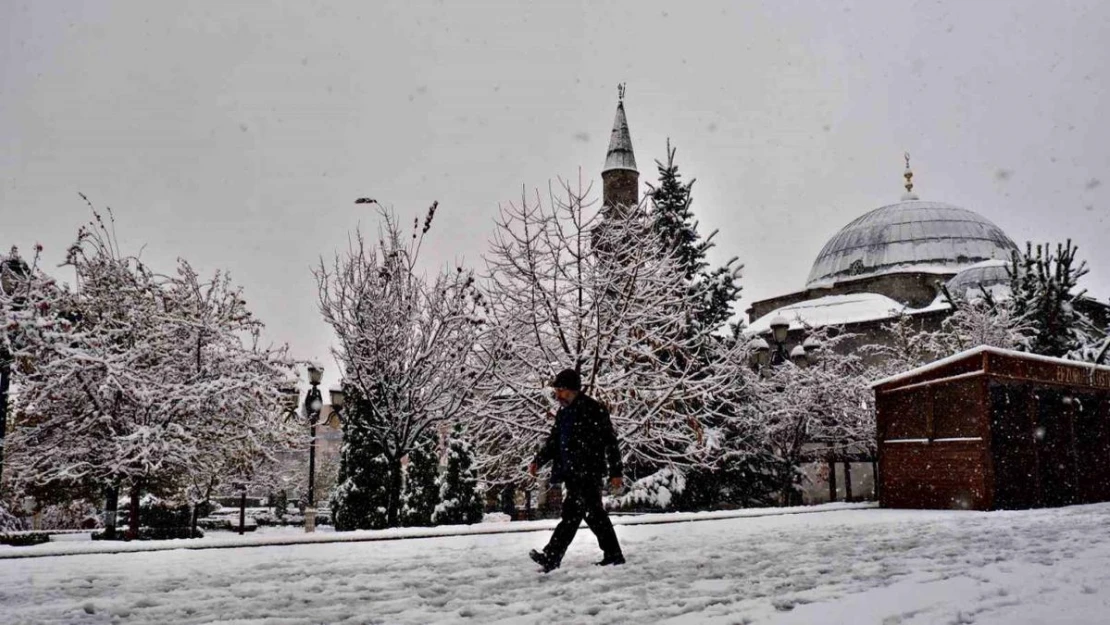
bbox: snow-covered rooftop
[869,344,1110,389]
[744,292,950,336]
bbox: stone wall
[602,169,638,212]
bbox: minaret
[602,84,639,213]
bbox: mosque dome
[805,199,1019,289]
[945,259,1013,300]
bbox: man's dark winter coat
[534,393,622,483]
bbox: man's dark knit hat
[551,369,581,392]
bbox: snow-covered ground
[0,503,871,559]
[3,503,1110,624]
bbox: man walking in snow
[528,368,625,573]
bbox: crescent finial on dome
[902,152,919,200]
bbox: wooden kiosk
[872,346,1110,510]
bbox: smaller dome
[945,259,1012,300]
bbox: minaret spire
[602,84,639,212]
[901,152,919,201]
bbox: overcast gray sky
[3,0,1108,390]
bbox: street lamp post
[304,364,324,533]
[329,387,346,417]
[768,315,790,366]
[234,481,247,536]
[750,337,771,374]
[790,345,808,366]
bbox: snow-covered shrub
[0,532,50,547]
[92,527,203,541]
[0,502,24,532]
[40,500,101,530]
[608,467,687,512]
[270,491,287,521]
[675,453,784,511]
[433,426,483,525]
[400,438,439,527]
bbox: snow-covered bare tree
[744,330,874,504]
[11,214,172,537]
[316,201,486,528]
[936,298,1028,355]
[865,303,1027,378]
[9,206,297,538]
[161,260,300,527]
[465,177,746,487]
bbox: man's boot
[595,552,625,566]
[530,549,560,573]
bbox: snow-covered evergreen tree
[331,423,391,530]
[400,436,439,527]
[316,201,484,528]
[646,141,742,335]
[433,425,483,525]
[1008,241,1103,358]
[644,143,768,507]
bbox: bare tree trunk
[128,482,141,540]
[104,484,119,539]
[387,456,403,528]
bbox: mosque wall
[747,271,950,323]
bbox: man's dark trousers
[544,478,622,564]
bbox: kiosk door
[1035,389,1079,507]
